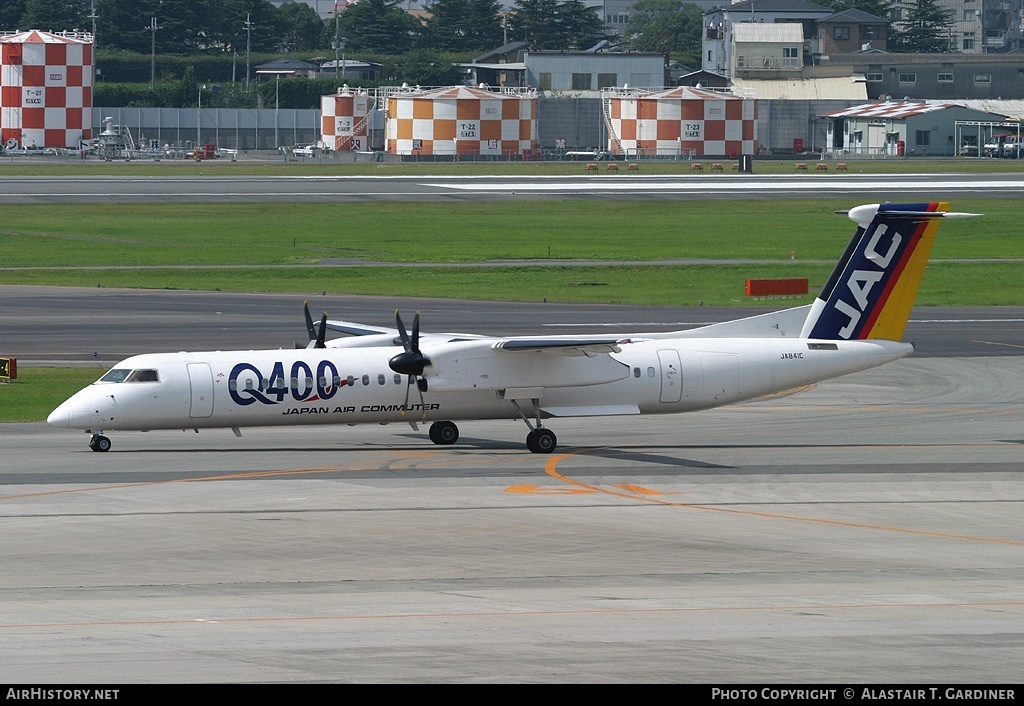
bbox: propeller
[389,310,430,415]
[302,300,327,349]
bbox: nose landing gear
[89,433,111,452]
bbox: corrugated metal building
[819,101,1007,156]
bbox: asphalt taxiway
[1,289,1022,683]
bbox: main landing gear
[513,397,557,454]
[526,428,557,454]
[428,420,459,445]
[89,433,111,452]
[426,401,558,454]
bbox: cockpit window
[98,368,158,383]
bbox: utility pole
[334,4,341,80]
[197,85,204,147]
[88,0,98,89]
[148,17,161,90]
[244,13,253,93]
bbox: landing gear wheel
[89,434,111,452]
[428,421,459,445]
[526,428,557,454]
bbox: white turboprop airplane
[49,201,978,454]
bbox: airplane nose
[47,405,71,428]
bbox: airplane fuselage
[48,336,912,434]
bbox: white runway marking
[428,178,1024,192]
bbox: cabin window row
[230,373,404,390]
[632,367,657,378]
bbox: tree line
[1,0,953,110]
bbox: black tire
[90,435,111,452]
[526,428,557,454]
[429,421,459,445]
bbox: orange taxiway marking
[543,453,1024,547]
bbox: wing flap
[541,405,641,417]
[494,337,626,355]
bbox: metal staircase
[599,88,624,156]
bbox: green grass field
[1,368,107,424]
[1,197,1019,306]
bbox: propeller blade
[398,371,428,418]
[415,377,427,418]
[316,312,328,349]
[395,309,410,349]
[400,376,413,415]
[304,300,317,342]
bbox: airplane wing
[422,336,631,393]
[321,317,490,349]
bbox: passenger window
[378,374,386,385]
[394,374,402,385]
[633,367,641,378]
[346,375,355,386]
[361,374,370,386]
[647,367,656,377]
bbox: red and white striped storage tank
[0,30,93,149]
[387,86,537,157]
[606,87,757,158]
[321,85,370,151]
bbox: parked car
[984,133,1022,158]
[292,144,319,158]
[1000,135,1022,158]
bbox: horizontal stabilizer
[663,304,812,339]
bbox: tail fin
[800,202,980,341]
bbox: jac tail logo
[834,223,902,338]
